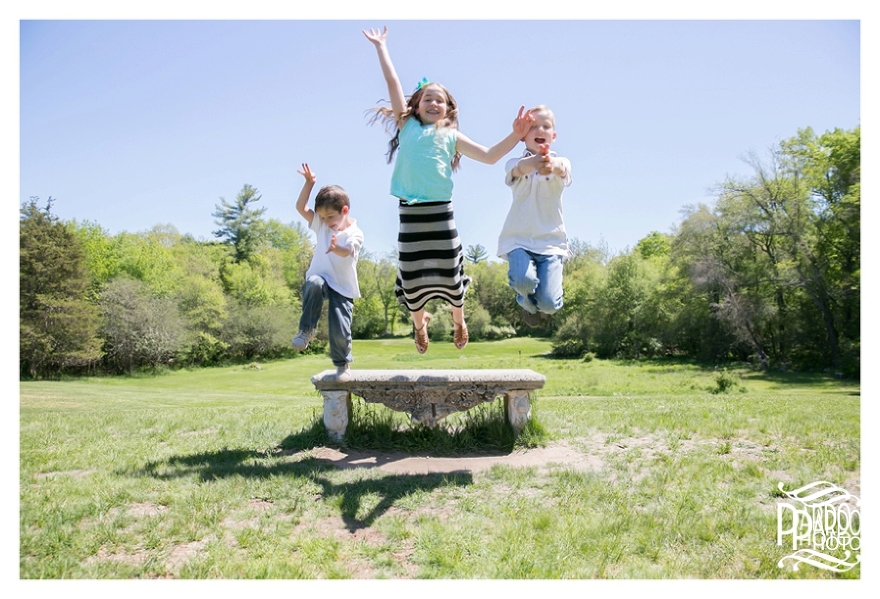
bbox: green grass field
[20,337,860,579]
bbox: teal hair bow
[414,77,430,92]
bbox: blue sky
[17,15,861,261]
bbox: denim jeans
[299,275,353,367]
[507,248,564,315]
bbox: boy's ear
[341,206,350,215]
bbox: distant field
[20,337,860,579]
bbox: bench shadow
[129,432,473,532]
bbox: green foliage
[21,126,859,377]
[264,218,313,291]
[20,197,103,378]
[112,227,184,297]
[711,368,742,394]
[220,253,294,308]
[218,301,299,361]
[212,184,268,262]
[98,277,187,373]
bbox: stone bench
[310,369,546,441]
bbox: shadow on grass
[127,401,548,531]
[131,440,472,531]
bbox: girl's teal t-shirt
[390,117,457,204]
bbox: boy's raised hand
[362,26,388,46]
[297,163,316,184]
[512,106,535,138]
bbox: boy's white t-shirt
[496,150,572,260]
[305,216,363,299]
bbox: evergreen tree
[20,197,102,378]
[212,184,268,262]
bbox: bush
[711,368,741,394]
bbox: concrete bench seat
[310,369,546,441]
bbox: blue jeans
[507,248,564,315]
[299,275,353,367]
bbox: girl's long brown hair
[367,83,463,171]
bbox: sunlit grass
[20,337,860,579]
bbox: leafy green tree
[20,198,103,378]
[220,252,294,308]
[467,260,519,328]
[219,300,298,361]
[69,219,121,297]
[212,184,268,262]
[357,250,400,335]
[264,218,313,292]
[98,277,187,373]
[112,226,184,297]
[780,127,860,373]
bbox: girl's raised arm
[456,106,535,165]
[363,26,406,125]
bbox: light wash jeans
[507,248,564,315]
[299,275,353,367]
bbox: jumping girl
[363,25,534,353]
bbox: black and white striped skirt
[396,201,471,312]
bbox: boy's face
[316,206,350,231]
[416,84,449,124]
[523,112,557,155]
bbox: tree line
[20,126,859,379]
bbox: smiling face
[523,110,557,155]
[415,84,450,124]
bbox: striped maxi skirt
[395,201,471,312]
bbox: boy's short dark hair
[315,185,350,212]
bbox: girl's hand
[297,163,316,184]
[512,106,535,138]
[362,26,388,46]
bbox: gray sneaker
[291,329,316,351]
[336,364,351,382]
[521,308,543,328]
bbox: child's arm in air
[295,163,316,226]
[363,26,407,125]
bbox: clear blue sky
[18,16,860,260]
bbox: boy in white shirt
[292,163,364,380]
[496,105,572,327]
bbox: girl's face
[416,84,449,124]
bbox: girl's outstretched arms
[295,163,316,226]
[363,26,406,125]
[456,106,535,165]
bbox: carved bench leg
[505,389,532,435]
[322,390,352,442]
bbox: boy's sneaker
[335,364,351,382]
[521,308,543,328]
[291,329,315,351]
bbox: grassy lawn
[19,337,860,579]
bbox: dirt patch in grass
[310,440,604,475]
